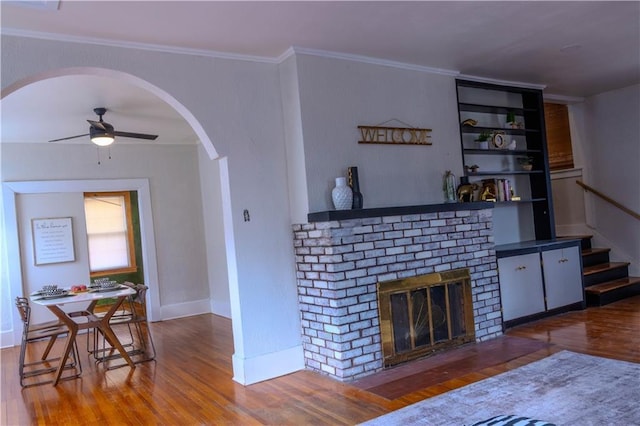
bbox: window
[84,191,137,276]
[544,103,575,170]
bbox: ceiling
[2,1,639,145]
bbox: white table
[30,285,137,386]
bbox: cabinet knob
[516,265,527,271]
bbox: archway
[1,68,235,348]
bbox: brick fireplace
[292,203,502,382]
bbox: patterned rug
[360,350,640,425]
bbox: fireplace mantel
[308,201,494,222]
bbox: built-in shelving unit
[455,79,555,245]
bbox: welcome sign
[358,125,432,146]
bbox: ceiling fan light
[91,134,115,146]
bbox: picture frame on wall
[31,217,75,265]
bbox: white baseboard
[1,330,16,348]
[232,345,305,385]
[159,298,212,321]
[211,300,231,319]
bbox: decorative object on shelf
[358,119,432,146]
[506,110,516,128]
[507,139,517,150]
[465,164,480,174]
[492,131,506,149]
[495,179,513,201]
[462,118,478,127]
[331,177,353,210]
[443,170,457,203]
[457,182,479,202]
[348,166,363,209]
[475,130,492,150]
[480,179,498,201]
[517,156,534,171]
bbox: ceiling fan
[48,107,159,146]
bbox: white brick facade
[292,208,502,381]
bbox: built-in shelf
[456,78,555,242]
[463,149,542,156]
[467,170,544,176]
[460,126,540,135]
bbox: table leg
[95,296,136,369]
[45,305,79,386]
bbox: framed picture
[32,217,75,265]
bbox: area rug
[360,350,640,425]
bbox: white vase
[332,177,353,210]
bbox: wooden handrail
[576,180,640,221]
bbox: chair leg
[19,336,83,387]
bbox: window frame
[84,191,138,277]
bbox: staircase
[573,235,640,306]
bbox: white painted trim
[211,300,232,319]
[289,46,460,77]
[160,299,212,321]
[232,345,305,385]
[457,74,546,90]
[550,167,583,180]
[0,28,278,64]
[2,179,160,345]
[543,93,585,104]
[2,29,562,91]
[1,331,15,349]
[556,224,591,238]
[4,1,59,10]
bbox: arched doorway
[1,68,234,346]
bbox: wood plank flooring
[2,295,639,425]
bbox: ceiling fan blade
[113,131,158,140]
[87,119,107,131]
[48,133,90,143]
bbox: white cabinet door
[542,246,584,310]
[498,253,545,321]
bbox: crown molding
[287,46,460,77]
[3,28,559,92]
[0,28,279,64]
[543,93,585,104]
[457,73,546,91]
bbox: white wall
[16,192,91,324]
[294,54,463,213]
[1,143,211,314]
[584,84,640,273]
[197,144,230,318]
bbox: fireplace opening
[377,268,475,367]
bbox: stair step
[585,277,640,306]
[581,248,611,267]
[583,262,630,287]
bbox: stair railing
[576,180,640,221]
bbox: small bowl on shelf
[517,156,534,171]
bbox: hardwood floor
[3,295,639,425]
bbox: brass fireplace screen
[377,269,475,367]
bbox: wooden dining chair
[91,283,156,368]
[15,297,82,387]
